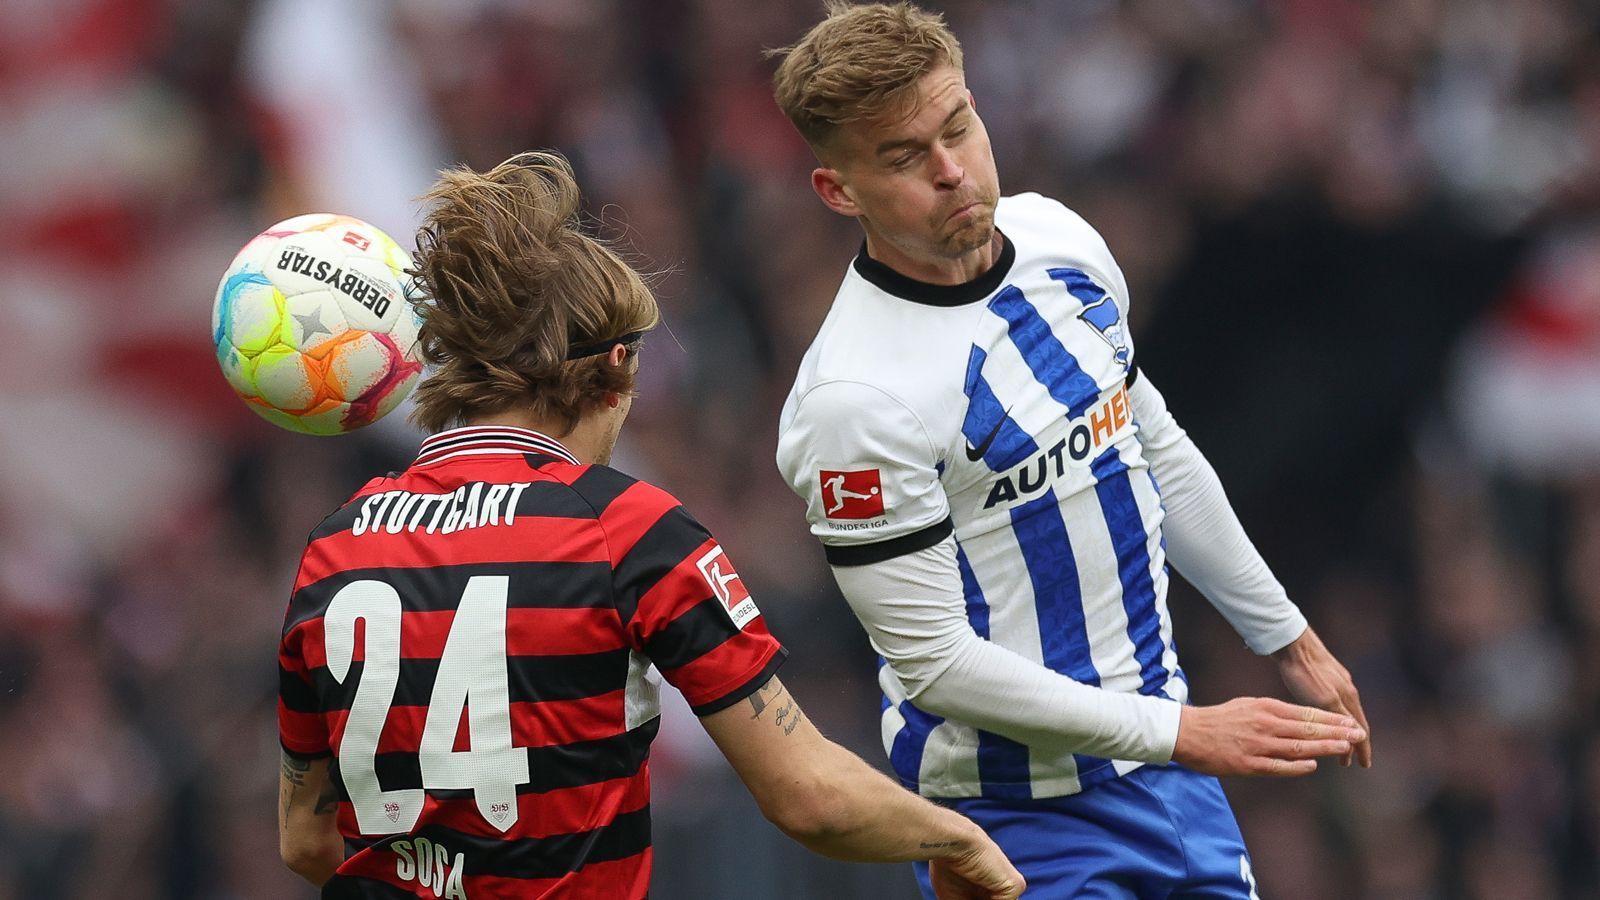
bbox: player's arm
[603,477,1019,898]
[832,537,1363,777]
[278,611,343,885]
[701,674,1022,898]
[1128,371,1372,766]
[778,378,1360,775]
[278,751,343,886]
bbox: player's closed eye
[892,152,920,170]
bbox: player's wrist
[924,812,986,860]
[1270,624,1319,663]
[1171,704,1195,759]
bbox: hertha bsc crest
[1077,293,1131,368]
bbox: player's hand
[1171,697,1365,778]
[926,823,1025,900]
[1273,626,1373,768]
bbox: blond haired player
[771,5,1371,897]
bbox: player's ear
[812,167,862,218]
[606,343,628,368]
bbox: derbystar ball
[212,214,424,435]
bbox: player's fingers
[1270,737,1352,761]
[1340,686,1374,768]
[1265,699,1359,732]
[1268,714,1366,744]
[1253,756,1318,778]
[1313,698,1360,767]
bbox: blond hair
[770,1,964,151]
[407,151,659,434]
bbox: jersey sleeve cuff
[689,647,788,716]
[1246,612,1310,656]
[1150,696,1183,763]
[823,517,953,568]
[279,740,333,761]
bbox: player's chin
[941,216,995,256]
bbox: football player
[771,5,1371,897]
[276,151,1023,899]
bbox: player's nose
[930,145,964,188]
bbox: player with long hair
[276,151,1023,899]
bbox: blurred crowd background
[3,0,1600,897]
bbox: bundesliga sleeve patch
[819,469,885,520]
[696,545,759,629]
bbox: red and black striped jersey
[278,426,785,899]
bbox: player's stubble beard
[933,190,999,259]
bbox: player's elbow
[762,779,857,850]
[886,652,964,716]
[279,833,340,887]
[746,750,861,850]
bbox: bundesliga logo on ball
[212,213,425,435]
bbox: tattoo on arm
[280,752,310,819]
[746,677,804,736]
[281,752,311,787]
[774,697,802,735]
[313,778,341,816]
[747,677,785,719]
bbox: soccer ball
[213,214,424,435]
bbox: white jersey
[777,193,1188,798]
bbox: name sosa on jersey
[391,836,466,899]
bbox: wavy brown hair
[769,1,963,153]
[407,152,659,435]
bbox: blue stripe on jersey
[956,542,991,642]
[963,346,1037,471]
[1010,493,1097,687]
[957,542,1033,799]
[1144,466,1184,691]
[990,286,1101,417]
[1047,266,1107,306]
[891,699,943,793]
[1090,448,1171,698]
[882,659,943,793]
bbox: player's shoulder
[304,474,393,544]
[538,461,685,524]
[785,282,971,430]
[999,191,1127,308]
[783,378,925,431]
[998,192,1113,258]
[776,376,943,486]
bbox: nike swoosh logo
[965,410,1010,462]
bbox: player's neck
[464,410,608,464]
[862,228,1001,286]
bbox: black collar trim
[851,233,1014,307]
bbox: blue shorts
[913,763,1261,899]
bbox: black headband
[565,330,646,361]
